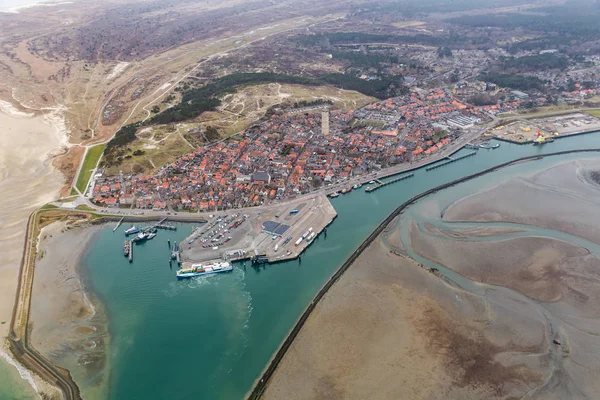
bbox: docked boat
[124,226,140,236]
[328,192,339,198]
[533,137,554,145]
[340,187,351,194]
[170,242,179,260]
[352,183,363,189]
[176,261,233,279]
[479,143,500,149]
[123,241,130,257]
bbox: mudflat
[263,157,600,400]
[29,221,109,399]
[263,239,547,400]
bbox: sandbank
[30,221,108,399]
[0,106,66,395]
[263,237,546,399]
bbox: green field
[587,109,600,117]
[75,144,106,193]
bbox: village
[90,86,524,212]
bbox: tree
[437,46,453,58]
[205,126,220,141]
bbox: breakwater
[9,210,82,400]
[247,147,600,399]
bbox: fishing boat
[176,261,233,279]
[352,183,363,189]
[123,241,130,257]
[328,192,339,198]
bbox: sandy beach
[30,221,109,399]
[0,106,66,395]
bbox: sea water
[80,133,600,399]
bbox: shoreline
[247,147,600,399]
[30,220,109,400]
[0,99,68,397]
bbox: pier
[181,194,337,265]
[425,151,477,171]
[113,217,124,232]
[128,240,133,262]
[154,224,177,231]
[365,173,414,193]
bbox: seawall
[247,147,600,399]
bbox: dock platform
[180,194,337,266]
[365,173,414,193]
[426,151,477,171]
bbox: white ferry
[176,261,233,279]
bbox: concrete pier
[113,217,124,232]
[181,194,337,265]
[365,173,414,193]
[426,151,477,171]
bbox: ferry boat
[133,231,158,242]
[124,226,140,236]
[176,261,233,279]
[352,183,363,189]
[123,241,130,257]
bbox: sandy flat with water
[263,157,600,400]
[0,108,65,396]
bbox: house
[251,171,271,184]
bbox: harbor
[67,134,600,400]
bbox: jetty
[113,217,124,232]
[425,151,477,171]
[128,240,133,262]
[154,224,177,231]
[365,173,414,193]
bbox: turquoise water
[0,356,37,400]
[81,134,600,399]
